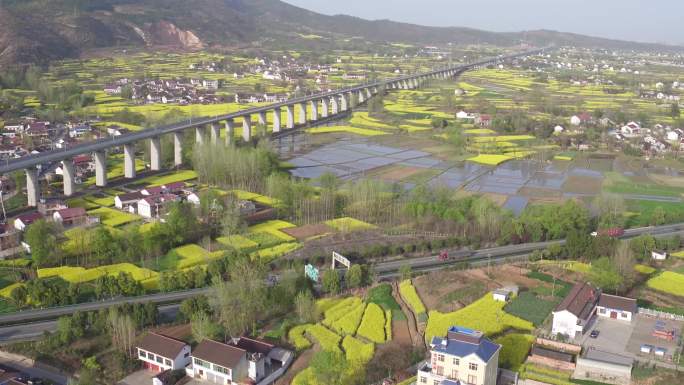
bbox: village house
[53,207,89,227]
[595,293,637,322]
[620,122,641,137]
[137,194,179,219]
[115,191,145,212]
[551,282,599,339]
[574,349,633,385]
[104,84,123,95]
[142,182,187,196]
[107,126,130,137]
[651,249,668,260]
[202,79,219,90]
[0,224,21,256]
[190,339,250,384]
[418,326,501,385]
[13,212,44,232]
[190,337,291,385]
[475,114,492,127]
[227,337,276,383]
[136,332,191,373]
[235,93,263,104]
[342,72,367,80]
[36,198,68,216]
[456,111,475,120]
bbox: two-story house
[551,282,599,339]
[418,326,501,385]
[136,332,191,373]
[228,337,275,383]
[190,337,279,384]
[190,339,249,384]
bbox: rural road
[0,305,180,344]
[0,222,681,341]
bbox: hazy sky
[283,0,683,45]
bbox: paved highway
[0,48,544,175]
[0,305,180,343]
[0,221,681,331]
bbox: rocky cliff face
[147,21,204,49]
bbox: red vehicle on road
[591,227,625,238]
[438,250,449,261]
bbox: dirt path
[392,281,425,349]
[275,344,319,385]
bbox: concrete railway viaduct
[0,48,545,206]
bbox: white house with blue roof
[418,326,501,385]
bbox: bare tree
[108,309,136,357]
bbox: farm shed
[528,345,576,371]
[596,294,637,322]
[651,250,668,260]
[573,349,632,385]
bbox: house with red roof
[14,212,44,232]
[552,282,600,338]
[53,207,89,227]
[136,332,191,373]
[137,194,179,219]
[475,114,492,127]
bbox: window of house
[138,350,146,357]
[156,356,163,364]
[434,380,440,385]
[194,358,210,369]
[214,364,230,375]
[468,374,477,384]
[469,362,478,371]
[599,308,605,314]
[436,366,444,376]
[165,359,172,366]
[451,369,459,379]
[452,357,460,365]
[622,312,628,318]
[147,352,154,360]
[437,354,445,362]
[184,352,190,358]
[420,376,427,384]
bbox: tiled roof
[192,339,246,369]
[137,332,188,360]
[554,282,598,320]
[598,293,637,313]
[430,334,500,363]
[16,212,43,224]
[117,191,144,202]
[229,337,274,355]
[56,207,86,220]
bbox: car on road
[590,330,600,338]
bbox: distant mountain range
[0,0,680,66]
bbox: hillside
[0,0,679,66]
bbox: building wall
[138,346,191,372]
[552,310,581,338]
[596,306,632,322]
[528,355,576,371]
[192,356,248,385]
[573,358,632,385]
[427,350,495,385]
[138,202,153,218]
